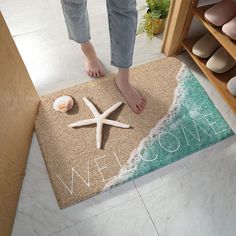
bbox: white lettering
[113,151,123,168]
[57,162,90,195]
[204,113,228,135]
[180,119,211,146]
[158,131,180,152]
[94,155,108,182]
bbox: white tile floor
[1,0,236,235]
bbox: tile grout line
[133,181,160,236]
[12,26,53,38]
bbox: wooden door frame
[0,12,40,236]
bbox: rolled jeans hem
[111,61,132,69]
[69,35,91,44]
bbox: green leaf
[137,0,170,39]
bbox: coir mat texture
[35,57,234,209]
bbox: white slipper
[222,16,236,41]
[227,76,236,96]
[192,33,220,58]
[206,47,236,73]
[204,0,236,27]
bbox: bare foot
[115,70,146,114]
[81,41,105,78]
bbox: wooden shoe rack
[182,3,236,114]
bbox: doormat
[35,57,234,209]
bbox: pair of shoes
[192,33,236,73]
[204,0,236,40]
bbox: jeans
[60,0,138,68]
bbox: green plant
[137,0,170,39]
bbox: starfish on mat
[68,97,130,149]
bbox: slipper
[204,0,236,27]
[192,33,220,58]
[227,76,236,96]
[222,16,236,40]
[206,47,236,73]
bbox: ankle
[80,40,92,50]
[116,76,130,90]
[117,68,130,82]
[81,41,97,58]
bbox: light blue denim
[60,0,137,68]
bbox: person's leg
[60,0,105,77]
[106,0,145,114]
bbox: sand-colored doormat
[35,57,234,209]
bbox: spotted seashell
[53,95,74,113]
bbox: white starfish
[68,97,130,149]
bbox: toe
[136,104,143,112]
[98,70,104,77]
[138,99,145,111]
[139,103,144,110]
[88,70,92,77]
[135,105,141,114]
[141,100,146,107]
[95,72,99,78]
[97,70,102,77]
[138,104,144,111]
[99,70,105,77]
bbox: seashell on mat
[53,95,74,113]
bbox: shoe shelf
[193,4,236,61]
[182,38,236,114]
[181,2,236,114]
